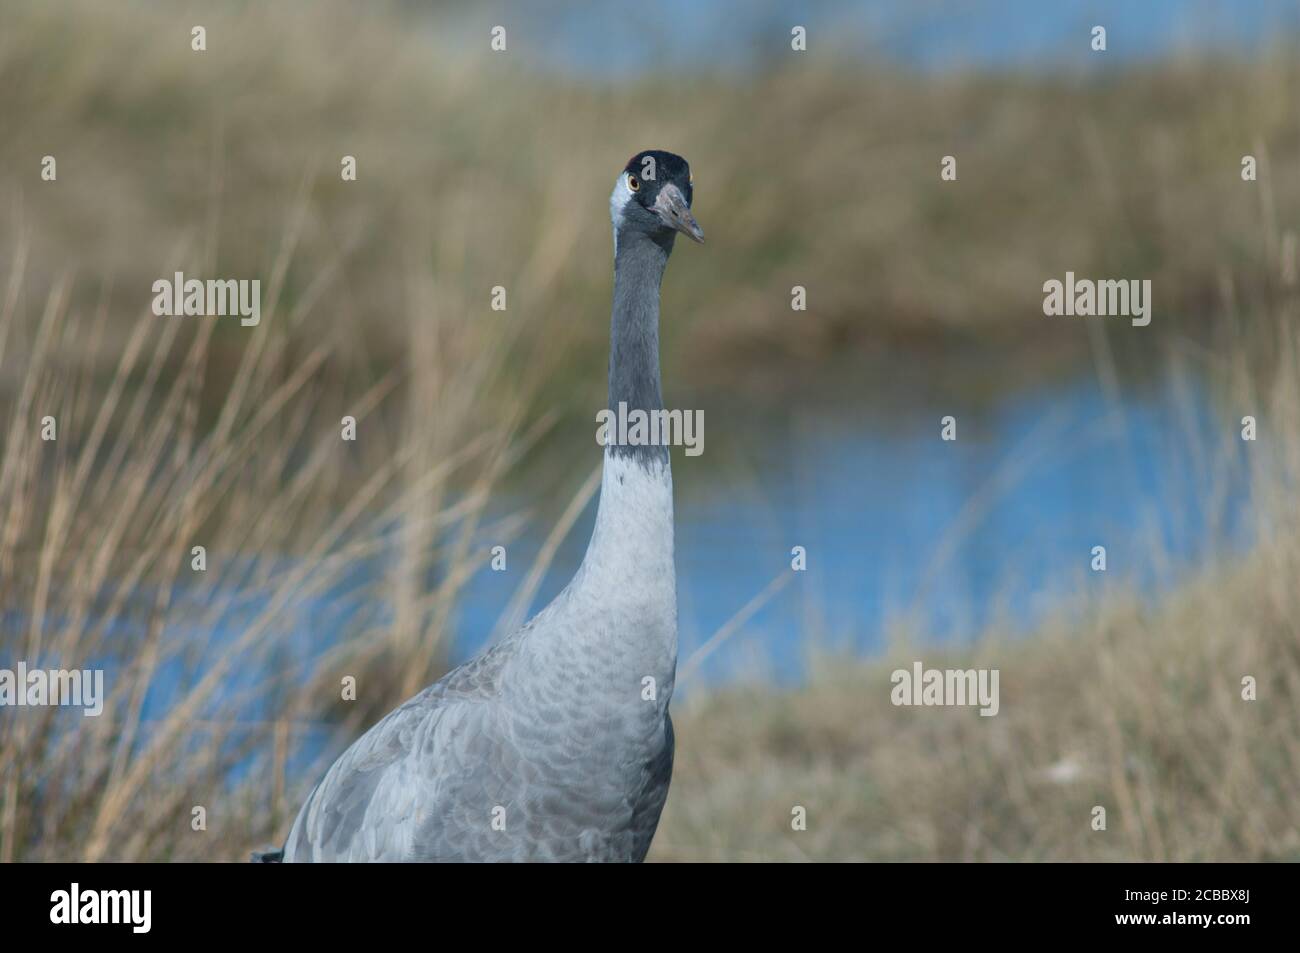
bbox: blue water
[444,0,1300,77]
[5,370,1250,702]
[447,370,1250,688]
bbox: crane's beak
[653,183,704,244]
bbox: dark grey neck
[608,229,674,465]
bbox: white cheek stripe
[609,174,634,257]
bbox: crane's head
[610,150,704,249]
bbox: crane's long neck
[572,229,677,658]
[607,231,671,449]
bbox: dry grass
[656,549,1300,861]
[0,227,547,859]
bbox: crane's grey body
[270,152,702,862]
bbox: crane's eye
[627,174,640,192]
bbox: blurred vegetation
[3,0,1299,410]
[0,0,1297,860]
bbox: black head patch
[623,150,693,208]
